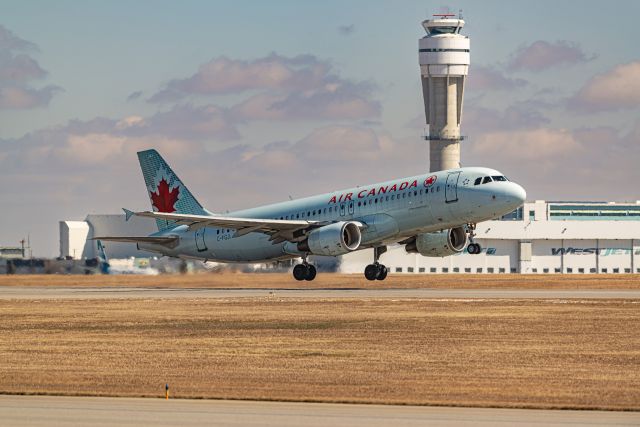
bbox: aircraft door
[340,202,346,216]
[445,172,461,203]
[195,228,208,252]
[348,200,354,215]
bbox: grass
[0,297,638,410]
[1,273,639,289]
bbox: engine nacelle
[405,227,467,257]
[297,221,362,256]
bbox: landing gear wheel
[293,264,309,281]
[304,264,317,281]
[364,264,379,281]
[467,243,482,255]
[376,265,388,281]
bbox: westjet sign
[551,248,640,256]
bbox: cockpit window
[476,175,509,185]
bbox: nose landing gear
[466,223,482,255]
[293,254,317,281]
[364,246,388,281]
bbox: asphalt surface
[1,396,638,427]
[1,286,639,299]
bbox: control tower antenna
[419,12,470,172]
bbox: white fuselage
[139,166,526,262]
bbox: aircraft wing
[125,209,326,244]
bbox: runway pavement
[1,396,638,427]
[1,286,639,299]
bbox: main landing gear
[293,255,316,281]
[467,223,482,255]
[365,246,388,281]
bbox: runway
[1,396,638,427]
[1,286,639,299]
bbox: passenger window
[296,214,299,219]
[482,176,492,184]
[386,196,389,201]
[414,191,417,196]
[474,177,482,185]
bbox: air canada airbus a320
[96,149,526,281]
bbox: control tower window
[429,27,457,35]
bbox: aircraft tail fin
[96,240,111,274]
[137,149,209,231]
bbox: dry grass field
[1,296,639,410]
[1,273,639,289]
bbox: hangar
[60,214,155,260]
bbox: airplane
[96,240,111,274]
[96,239,159,275]
[95,149,526,281]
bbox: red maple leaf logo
[150,178,179,213]
[424,175,437,187]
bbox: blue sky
[1,1,639,255]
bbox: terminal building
[336,200,640,274]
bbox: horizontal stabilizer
[92,236,179,245]
[122,208,135,222]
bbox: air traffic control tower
[419,13,469,172]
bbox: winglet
[123,208,135,222]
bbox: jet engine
[405,227,467,257]
[297,221,362,256]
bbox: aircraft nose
[507,183,526,206]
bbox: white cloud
[0,25,60,110]
[570,61,640,112]
[0,85,61,109]
[147,53,381,122]
[472,128,578,161]
[507,40,593,71]
[149,54,332,101]
[467,65,527,91]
